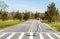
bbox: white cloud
[1,0,60,12]
[4,1,41,12]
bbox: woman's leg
[38,24,40,33]
[33,24,38,36]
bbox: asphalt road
[0,19,60,39]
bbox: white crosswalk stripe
[0,33,7,38]
[46,33,54,39]
[0,32,60,39]
[18,33,25,39]
[29,32,33,39]
[6,33,16,39]
[53,33,60,38]
[39,33,44,39]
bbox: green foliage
[42,20,60,32]
[30,13,35,19]
[24,12,30,20]
[35,12,40,19]
[14,11,22,20]
[0,21,20,26]
[0,10,2,19]
[45,2,59,22]
[1,11,10,21]
[0,20,24,29]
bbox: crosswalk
[0,32,60,39]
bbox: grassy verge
[42,20,60,32]
[0,20,25,30]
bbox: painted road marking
[18,33,24,39]
[53,33,60,38]
[39,33,44,39]
[6,33,16,39]
[46,33,54,39]
[29,21,34,32]
[0,33,7,38]
[29,32,33,39]
[0,32,60,39]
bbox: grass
[42,20,60,32]
[0,20,25,30]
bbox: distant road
[0,19,60,39]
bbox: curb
[0,21,27,32]
[0,25,16,32]
[43,23,59,33]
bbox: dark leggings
[33,24,40,35]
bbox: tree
[40,13,45,20]
[0,1,9,21]
[1,11,10,21]
[14,11,22,20]
[0,1,8,11]
[35,12,41,19]
[0,10,2,19]
[24,12,30,20]
[46,2,59,22]
[30,13,35,19]
[44,11,48,20]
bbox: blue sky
[0,0,60,13]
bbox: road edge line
[0,20,27,32]
[43,23,58,33]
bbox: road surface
[0,20,60,39]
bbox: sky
[0,0,60,13]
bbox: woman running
[33,18,41,36]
